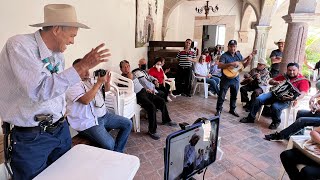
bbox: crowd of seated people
[240,62,310,129]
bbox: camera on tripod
[93,69,106,77]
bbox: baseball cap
[228,40,237,46]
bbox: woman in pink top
[149,57,173,102]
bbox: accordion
[271,80,301,101]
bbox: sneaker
[162,121,178,127]
[169,93,177,98]
[167,96,172,102]
[264,132,283,141]
[268,122,280,130]
[208,91,214,96]
[215,111,221,116]
[148,132,160,140]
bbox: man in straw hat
[269,39,285,78]
[240,58,270,111]
[0,4,110,179]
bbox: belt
[14,117,65,133]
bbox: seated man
[240,58,270,111]
[66,59,132,153]
[265,81,320,140]
[132,58,167,101]
[194,54,220,96]
[280,127,320,179]
[120,60,177,140]
[240,63,310,129]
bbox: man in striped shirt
[176,39,198,97]
[0,4,110,179]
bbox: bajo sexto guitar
[222,50,257,79]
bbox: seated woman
[194,55,220,96]
[149,57,173,102]
[209,55,222,77]
[280,127,320,179]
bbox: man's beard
[288,74,297,79]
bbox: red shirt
[273,74,310,93]
[205,55,212,63]
[149,67,165,84]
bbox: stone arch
[162,0,187,40]
[239,3,258,43]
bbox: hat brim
[274,41,285,45]
[30,22,90,29]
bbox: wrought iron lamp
[195,1,219,19]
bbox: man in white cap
[240,58,270,111]
[0,4,110,179]
[270,39,285,77]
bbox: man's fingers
[97,49,110,55]
[99,53,111,60]
[93,43,106,52]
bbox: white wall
[165,0,242,41]
[0,0,164,73]
[203,25,217,48]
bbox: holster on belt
[2,122,13,176]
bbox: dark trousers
[156,84,170,101]
[136,88,171,133]
[11,121,71,180]
[240,84,263,108]
[281,148,320,180]
[216,76,239,112]
[279,110,320,139]
[176,66,192,95]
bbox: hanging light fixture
[195,1,219,19]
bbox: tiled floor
[128,85,316,180]
[0,81,316,180]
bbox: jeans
[206,76,220,94]
[80,113,132,153]
[279,110,320,139]
[216,76,239,111]
[11,121,71,180]
[281,148,320,180]
[248,92,290,123]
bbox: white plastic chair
[107,71,140,132]
[192,73,209,98]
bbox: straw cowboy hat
[274,39,285,45]
[257,58,268,66]
[30,4,89,29]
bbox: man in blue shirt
[215,40,254,117]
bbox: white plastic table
[33,144,140,180]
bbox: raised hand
[74,43,111,75]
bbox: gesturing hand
[74,43,111,75]
[82,43,111,69]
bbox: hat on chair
[30,4,89,29]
